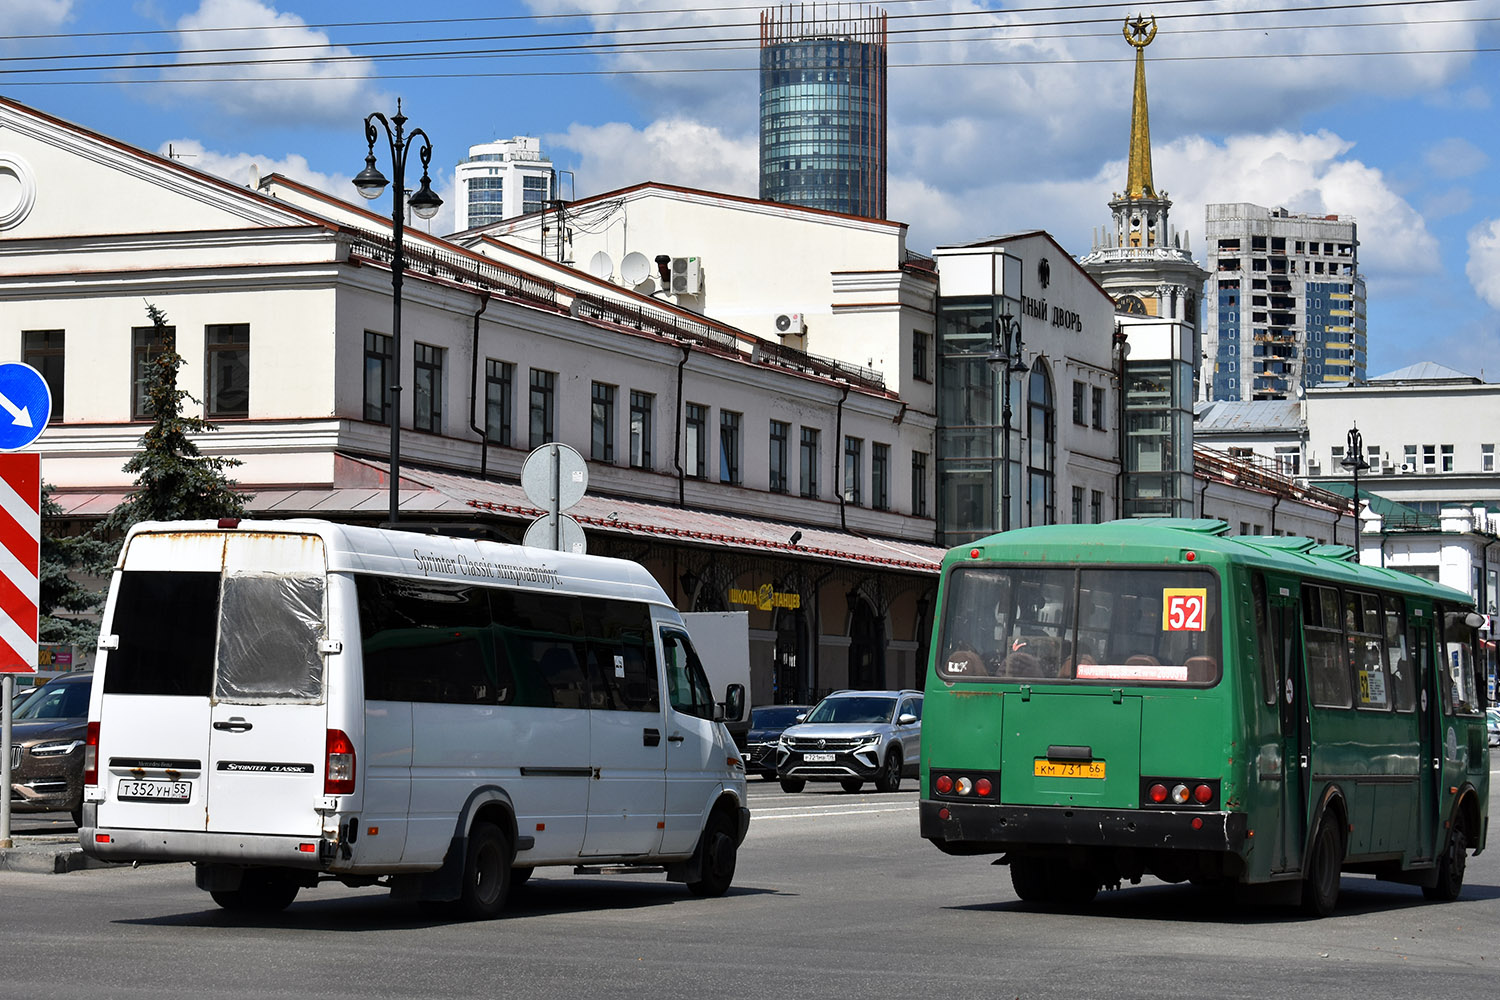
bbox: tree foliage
[39,483,114,647]
[99,303,249,538]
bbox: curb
[0,839,125,874]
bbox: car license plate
[1033,760,1105,779]
[117,779,192,802]
[802,752,836,762]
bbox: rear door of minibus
[96,529,329,839]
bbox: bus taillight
[935,775,953,794]
[1194,784,1213,804]
[83,721,100,786]
[325,729,356,794]
[975,778,993,797]
[1148,783,1168,803]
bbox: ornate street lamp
[1340,425,1370,546]
[989,307,1029,532]
[354,99,442,526]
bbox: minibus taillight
[83,721,100,786]
[325,729,356,794]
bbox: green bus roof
[944,518,1472,606]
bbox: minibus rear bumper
[81,824,335,870]
[919,799,1247,855]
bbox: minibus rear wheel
[457,822,512,920]
[210,868,300,913]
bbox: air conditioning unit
[775,312,806,337]
[1401,463,1415,474]
[671,256,701,295]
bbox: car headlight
[857,733,882,748]
[29,740,84,757]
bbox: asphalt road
[3,777,1500,1000]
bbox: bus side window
[662,631,714,721]
[1252,574,1275,705]
[1384,596,1415,712]
[1303,584,1352,709]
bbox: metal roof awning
[49,460,946,575]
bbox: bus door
[1270,589,1308,874]
[1412,614,1439,859]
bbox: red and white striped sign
[0,453,40,673]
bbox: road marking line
[752,806,918,821]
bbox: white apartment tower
[452,137,555,231]
[1202,203,1365,402]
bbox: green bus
[919,519,1489,915]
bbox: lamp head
[353,152,389,200]
[408,174,443,220]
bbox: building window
[132,323,174,421]
[413,342,443,433]
[913,331,931,382]
[843,435,863,505]
[629,391,654,469]
[1027,365,1056,525]
[1072,380,1087,426]
[770,420,790,493]
[912,451,928,516]
[872,443,890,510]
[1090,490,1104,524]
[363,332,392,425]
[1441,444,1454,472]
[685,403,708,479]
[1422,444,1436,473]
[1072,486,1085,523]
[591,382,616,462]
[529,369,556,447]
[1092,386,1106,430]
[720,410,742,485]
[1403,444,1417,472]
[203,324,249,419]
[1484,444,1495,473]
[484,360,513,446]
[800,427,820,498]
[1274,446,1301,476]
[21,330,64,423]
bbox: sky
[2,0,1498,379]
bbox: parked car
[7,672,91,827]
[1487,707,1500,747]
[736,704,811,779]
[775,689,922,794]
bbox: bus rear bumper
[919,799,1247,855]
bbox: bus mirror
[722,684,745,723]
[1446,611,1486,631]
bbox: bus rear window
[937,566,1221,685]
[102,571,221,696]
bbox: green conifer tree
[39,483,113,647]
[100,303,249,538]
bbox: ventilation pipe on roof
[466,291,493,481]
[674,344,690,507]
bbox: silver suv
[775,689,922,794]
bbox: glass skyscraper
[758,5,887,219]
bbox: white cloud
[548,119,758,199]
[153,0,386,125]
[1424,137,1490,179]
[0,2,71,35]
[157,137,459,234]
[1467,219,1500,311]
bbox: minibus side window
[357,576,499,705]
[217,573,325,703]
[661,630,714,721]
[103,570,220,697]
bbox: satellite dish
[588,251,613,281]
[621,251,651,286]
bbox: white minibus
[80,519,749,918]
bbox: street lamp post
[353,99,442,526]
[988,307,1029,533]
[1340,425,1370,547]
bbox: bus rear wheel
[210,868,300,913]
[457,822,512,920]
[1301,817,1344,917]
[1010,857,1097,906]
[1423,814,1470,902]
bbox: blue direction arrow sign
[0,363,51,452]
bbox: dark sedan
[8,672,92,826]
[736,704,811,779]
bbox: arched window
[1027,361,1056,525]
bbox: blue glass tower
[759,5,887,219]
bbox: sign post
[0,362,50,847]
[520,443,589,554]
